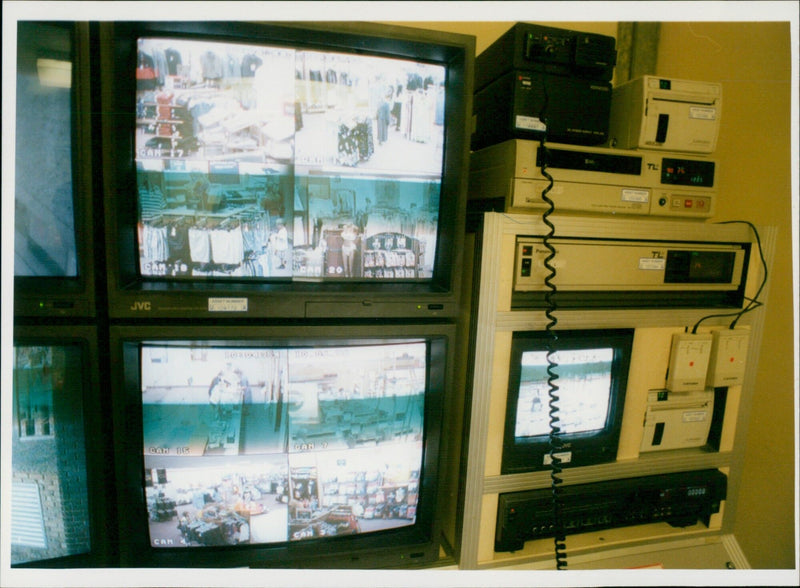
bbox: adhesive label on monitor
[515,115,547,132]
[543,451,572,466]
[208,298,248,312]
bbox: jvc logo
[130,301,152,311]
[647,162,660,171]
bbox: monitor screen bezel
[109,322,454,568]
[100,21,474,320]
[501,328,634,475]
[13,21,98,318]
[10,324,115,568]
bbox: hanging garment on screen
[247,215,270,253]
[188,227,211,264]
[210,226,245,265]
[137,51,157,90]
[139,188,167,220]
[392,86,404,130]
[377,99,391,144]
[142,223,169,262]
[149,48,168,86]
[165,48,182,76]
[241,54,263,77]
[201,51,225,81]
[359,118,375,159]
[223,53,241,81]
[410,91,433,143]
[406,73,423,91]
[413,218,437,276]
[241,222,260,256]
[400,97,412,138]
[166,222,191,262]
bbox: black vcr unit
[472,72,612,149]
[495,469,727,553]
[475,22,617,90]
[472,23,617,150]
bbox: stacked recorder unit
[471,22,617,150]
[602,74,723,218]
[607,75,722,154]
[470,25,723,221]
[469,80,722,219]
[469,139,718,219]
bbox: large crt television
[100,21,474,319]
[501,329,634,474]
[109,323,455,568]
[8,325,114,567]
[12,22,98,317]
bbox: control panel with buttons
[495,469,727,552]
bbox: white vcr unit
[469,139,717,219]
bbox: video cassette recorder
[470,140,717,219]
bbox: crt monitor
[100,21,474,319]
[12,21,97,317]
[8,325,114,567]
[110,323,454,568]
[501,329,634,474]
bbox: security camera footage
[514,348,613,438]
[10,345,91,564]
[141,341,426,548]
[135,37,446,282]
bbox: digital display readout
[661,157,715,187]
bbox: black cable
[536,87,568,570]
[690,221,767,334]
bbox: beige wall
[656,21,795,570]
[401,19,795,569]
